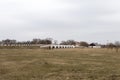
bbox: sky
[0,0,120,44]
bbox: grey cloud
[0,0,120,43]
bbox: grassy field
[0,48,120,80]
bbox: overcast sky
[0,0,120,43]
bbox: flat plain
[0,48,120,80]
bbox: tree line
[0,38,52,45]
[0,39,120,49]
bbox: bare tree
[60,40,76,45]
[53,40,58,45]
[2,39,16,46]
[114,41,120,52]
[80,41,89,47]
[106,43,115,50]
[31,38,52,44]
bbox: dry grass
[0,48,120,80]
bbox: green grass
[0,48,120,80]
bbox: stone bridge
[40,45,75,49]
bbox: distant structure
[89,43,101,48]
[0,39,103,49]
[40,45,75,49]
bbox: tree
[60,40,76,45]
[53,40,58,45]
[60,41,67,45]
[114,41,120,52]
[31,38,52,44]
[106,43,115,49]
[43,38,52,44]
[66,40,76,45]
[2,39,16,46]
[79,41,89,47]
[31,39,40,44]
